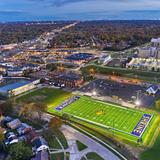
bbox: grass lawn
[86,152,104,160]
[44,134,62,149]
[140,132,160,160]
[54,129,69,149]
[17,87,72,108]
[43,129,68,149]
[76,140,88,151]
[51,152,64,160]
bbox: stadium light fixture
[135,100,141,106]
[92,91,97,96]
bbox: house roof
[32,137,48,149]
[7,119,21,129]
[146,85,159,94]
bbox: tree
[19,102,47,120]
[62,113,70,122]
[0,130,4,143]
[9,141,32,160]
[0,100,13,114]
[34,103,47,120]
[89,68,96,76]
[46,63,57,71]
[19,102,35,119]
[48,117,63,129]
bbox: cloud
[27,0,106,6]
[0,10,25,16]
[51,0,94,6]
[26,0,160,7]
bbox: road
[41,113,123,160]
[60,125,121,160]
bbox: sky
[1,0,160,21]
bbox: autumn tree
[19,102,47,120]
[0,130,5,144]
[34,103,47,120]
[48,117,63,129]
[62,113,70,122]
[0,100,13,114]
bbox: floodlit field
[48,96,158,143]
[17,88,158,144]
[63,96,144,134]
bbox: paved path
[60,125,121,160]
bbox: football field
[49,96,157,143]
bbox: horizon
[1,0,160,21]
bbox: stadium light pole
[92,81,97,96]
[135,90,141,107]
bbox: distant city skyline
[1,0,160,21]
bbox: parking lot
[79,79,160,107]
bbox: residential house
[7,119,21,129]
[32,137,49,153]
[4,132,18,145]
[17,123,32,136]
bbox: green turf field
[48,95,158,144]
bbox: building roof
[146,85,159,94]
[58,73,81,81]
[151,38,160,43]
[17,123,32,135]
[65,53,94,61]
[8,67,23,72]
[0,80,31,93]
[7,119,21,129]
[32,137,48,149]
[50,72,82,82]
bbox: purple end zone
[131,114,152,137]
[55,96,80,111]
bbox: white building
[0,79,40,97]
[7,69,24,77]
[0,75,3,81]
[138,38,160,59]
[99,53,112,65]
[127,38,160,71]
[5,132,19,145]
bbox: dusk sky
[1,0,160,21]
